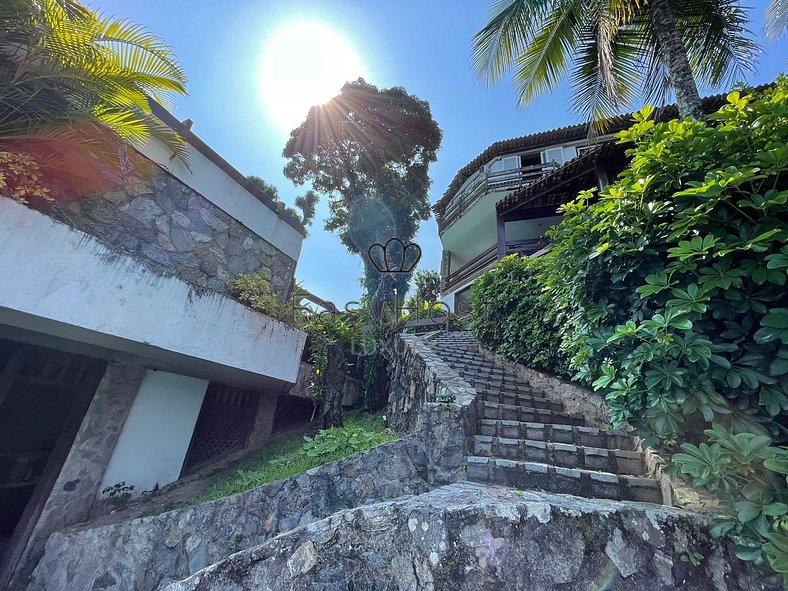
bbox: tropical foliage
[471,0,758,124]
[246,175,317,235]
[766,0,788,39]
[412,269,442,303]
[470,254,568,375]
[471,79,788,582]
[233,272,313,326]
[0,0,186,199]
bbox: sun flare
[260,21,364,133]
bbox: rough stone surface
[27,439,430,591]
[9,363,144,589]
[160,482,768,591]
[386,333,478,483]
[40,169,296,297]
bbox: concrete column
[248,393,279,448]
[99,370,208,495]
[7,362,145,589]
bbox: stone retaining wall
[27,438,430,591]
[386,334,478,483]
[161,482,771,591]
[39,168,296,297]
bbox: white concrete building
[0,106,309,588]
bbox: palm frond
[570,18,645,130]
[765,0,787,39]
[0,0,188,167]
[511,0,587,105]
[672,0,759,88]
[471,0,553,85]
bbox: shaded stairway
[424,331,663,504]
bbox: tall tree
[283,79,442,314]
[0,0,187,199]
[472,0,758,123]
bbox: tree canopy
[283,79,442,308]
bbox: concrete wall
[0,199,306,390]
[99,371,208,495]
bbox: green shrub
[299,424,391,462]
[539,77,788,583]
[233,272,290,322]
[470,254,568,375]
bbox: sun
[261,22,364,133]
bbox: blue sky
[94,0,786,306]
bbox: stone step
[478,401,585,426]
[468,380,537,395]
[466,456,662,504]
[459,374,535,392]
[444,359,498,377]
[476,391,562,411]
[478,419,636,451]
[472,436,646,475]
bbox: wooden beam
[502,205,565,223]
[0,349,25,409]
[496,214,506,259]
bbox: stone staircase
[424,331,663,504]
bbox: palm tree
[0,0,187,199]
[472,0,758,124]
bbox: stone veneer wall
[385,333,478,483]
[40,168,297,297]
[27,438,431,591]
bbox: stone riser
[473,435,646,475]
[478,419,637,451]
[465,381,540,397]
[477,392,562,411]
[478,401,584,426]
[466,457,662,504]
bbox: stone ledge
[26,438,431,591]
[160,482,771,591]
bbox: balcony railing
[443,239,549,294]
[443,245,497,293]
[440,163,555,231]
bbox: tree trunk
[321,342,346,429]
[362,353,389,412]
[648,0,705,119]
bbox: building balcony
[439,163,556,233]
[442,238,547,295]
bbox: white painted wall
[0,199,306,389]
[506,215,564,241]
[138,136,303,262]
[99,370,208,494]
